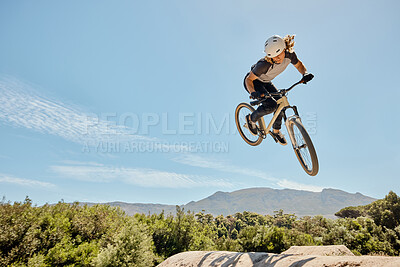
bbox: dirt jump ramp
[157,245,400,266]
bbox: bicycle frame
[256,96,300,138]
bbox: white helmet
[264,35,286,58]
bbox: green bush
[0,198,152,266]
[92,218,155,267]
[2,191,400,266]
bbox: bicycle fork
[283,105,302,149]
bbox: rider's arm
[245,71,258,93]
[294,60,307,75]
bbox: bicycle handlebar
[249,78,306,106]
[286,79,305,92]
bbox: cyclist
[244,34,314,145]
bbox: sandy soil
[157,246,400,267]
[281,245,354,256]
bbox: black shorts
[243,73,279,95]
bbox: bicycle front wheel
[235,103,263,146]
[287,117,319,176]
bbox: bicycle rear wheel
[286,116,319,176]
[235,103,263,146]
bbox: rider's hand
[302,73,314,84]
[250,91,264,99]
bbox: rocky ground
[157,245,400,266]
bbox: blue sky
[1,0,399,206]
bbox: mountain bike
[235,79,319,176]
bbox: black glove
[302,73,314,84]
[250,91,263,99]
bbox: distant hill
[103,202,176,215]
[83,188,376,218]
[182,188,376,218]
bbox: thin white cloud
[277,179,323,192]
[172,154,323,192]
[172,154,278,182]
[0,76,195,154]
[0,76,154,146]
[50,162,233,188]
[0,174,56,188]
[59,160,105,167]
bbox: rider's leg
[264,81,279,96]
[271,111,287,145]
[244,79,286,144]
[263,82,284,132]
[272,111,284,132]
[250,98,277,122]
[244,79,280,124]
[252,102,286,145]
[249,80,279,122]
[264,81,286,143]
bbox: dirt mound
[157,246,400,267]
[281,245,354,256]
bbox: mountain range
[83,187,377,218]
